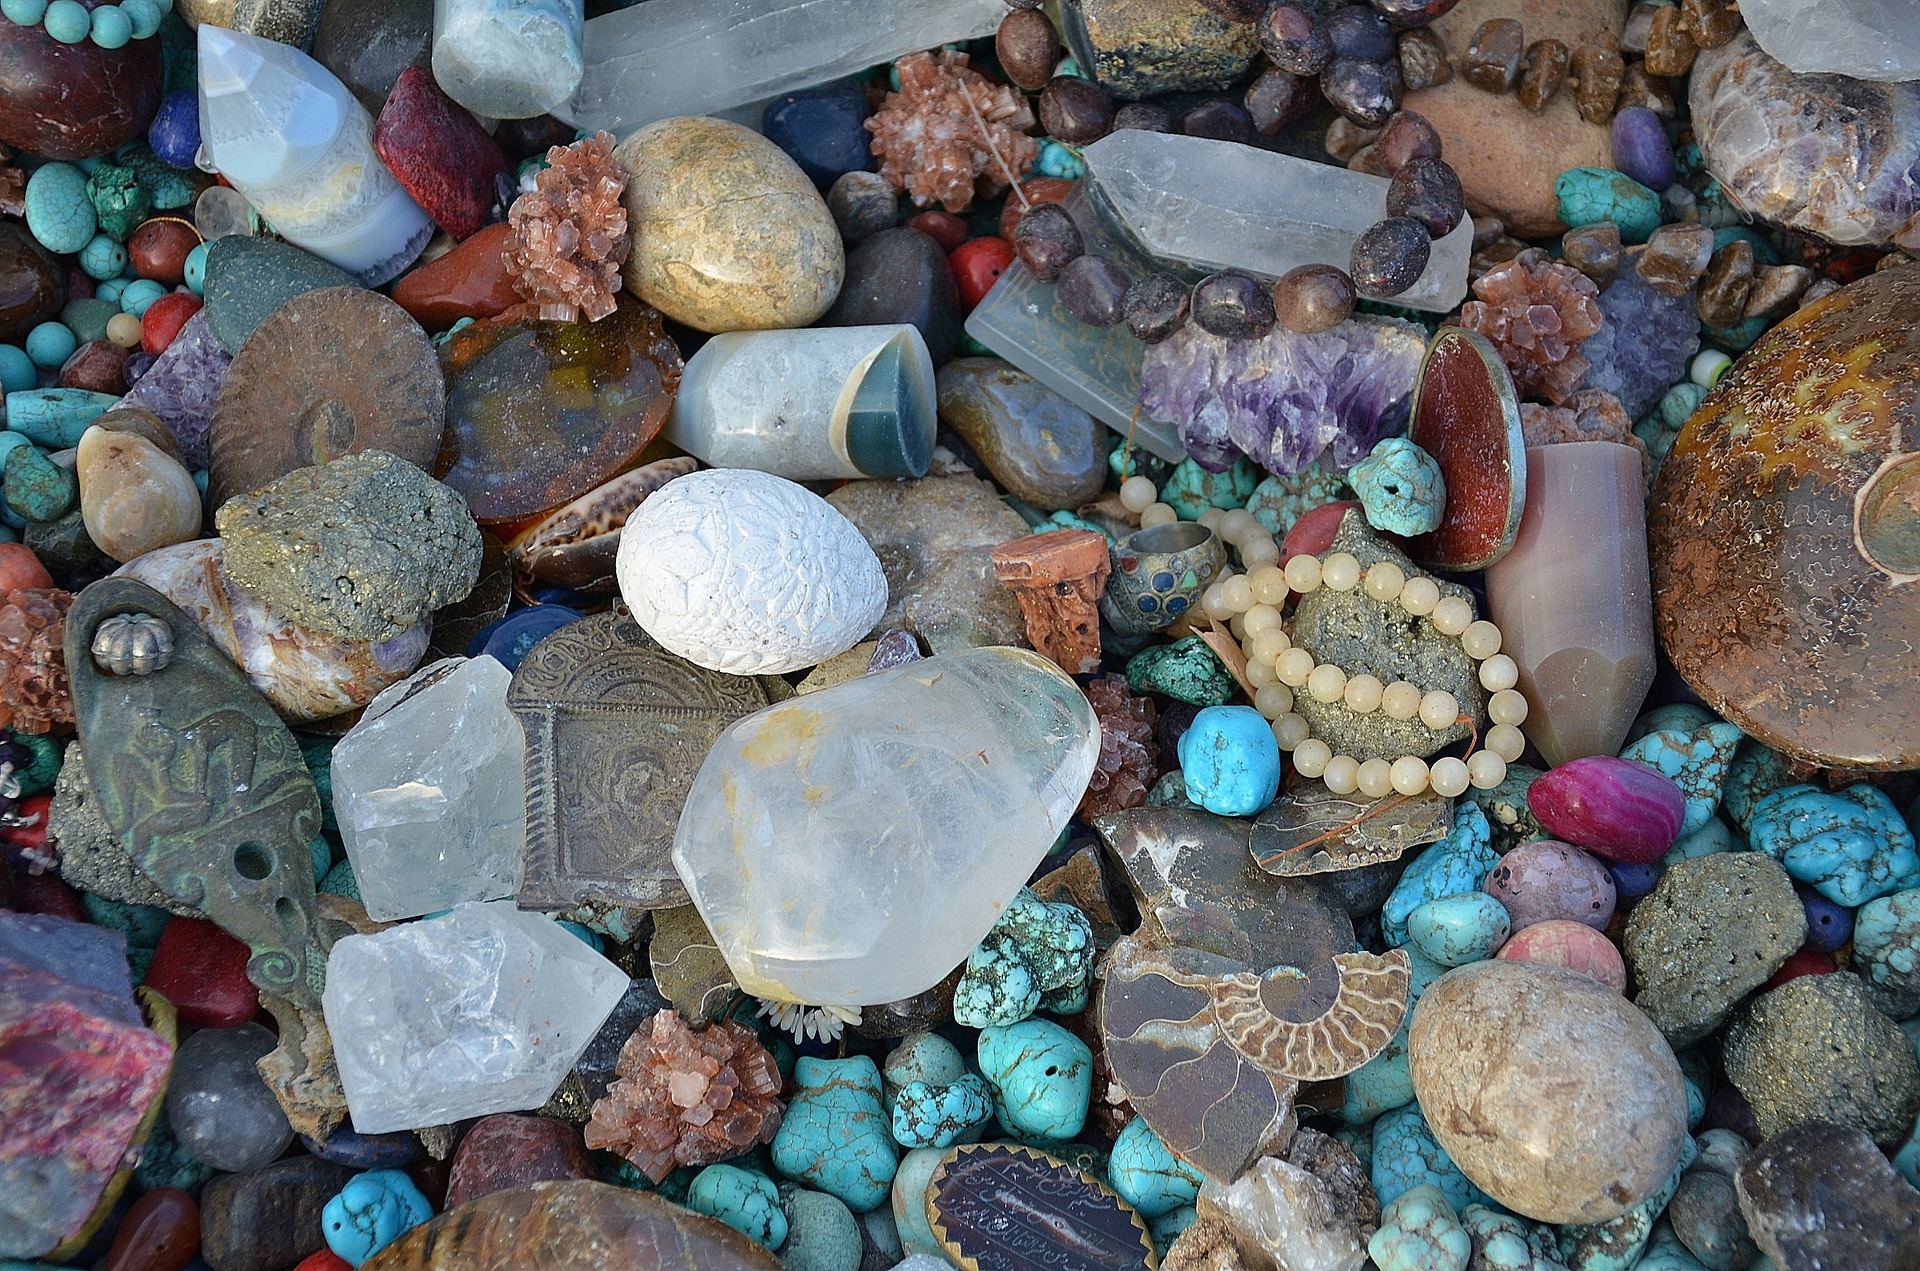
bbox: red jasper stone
[374,66,511,241]
[140,293,203,357]
[1407,326,1526,570]
[908,210,968,253]
[0,545,53,592]
[444,1113,593,1210]
[12,870,85,920]
[293,1254,353,1271]
[1763,948,1836,991]
[128,219,200,288]
[1282,500,1363,558]
[949,237,1016,312]
[103,1186,200,1271]
[390,222,521,331]
[144,916,259,1027]
[59,340,129,395]
[1497,918,1627,991]
[0,20,162,160]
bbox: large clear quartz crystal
[671,645,1100,1007]
[432,0,584,119]
[323,902,628,1133]
[1739,0,1920,82]
[331,657,526,923]
[1082,130,1471,314]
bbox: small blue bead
[95,277,128,305]
[1608,858,1665,901]
[89,3,130,46]
[0,347,34,395]
[183,242,208,295]
[1,0,48,24]
[42,0,89,41]
[147,87,201,168]
[470,604,586,671]
[79,233,128,281]
[24,322,76,370]
[119,278,168,317]
[120,0,157,35]
[1794,882,1854,954]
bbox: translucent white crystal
[332,658,527,923]
[323,902,628,1133]
[561,0,1006,137]
[672,646,1100,1007]
[197,27,432,286]
[433,0,585,119]
[1740,0,1920,82]
[1082,130,1472,315]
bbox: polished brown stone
[1407,327,1526,571]
[1650,266,1920,770]
[0,22,162,160]
[390,223,521,332]
[0,222,64,344]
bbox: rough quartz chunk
[1739,0,1920,82]
[672,646,1100,1008]
[331,657,527,922]
[323,902,629,1134]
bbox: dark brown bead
[1696,238,1755,328]
[1374,109,1441,173]
[1327,5,1396,60]
[1569,44,1625,124]
[1367,0,1462,29]
[1350,216,1430,297]
[1323,117,1382,162]
[1012,202,1083,282]
[127,219,199,287]
[1681,0,1741,48]
[1038,76,1115,145]
[1643,5,1698,77]
[1245,69,1314,136]
[1257,4,1334,75]
[1471,216,1507,250]
[1123,273,1190,343]
[1561,222,1623,286]
[1197,0,1268,20]
[1397,27,1452,90]
[1191,270,1277,339]
[1057,254,1132,327]
[0,223,62,343]
[1385,156,1464,237]
[996,9,1060,92]
[1462,18,1524,92]
[1273,263,1356,333]
[1114,102,1174,132]
[1635,222,1714,296]
[58,340,128,395]
[1516,38,1569,110]
[1617,63,1676,118]
[1179,98,1253,143]
[1321,55,1403,128]
[104,1187,200,1271]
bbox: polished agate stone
[0,224,64,345]
[437,297,682,524]
[1406,327,1525,572]
[0,21,162,160]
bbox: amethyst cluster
[1139,314,1427,475]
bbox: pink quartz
[1498,919,1627,992]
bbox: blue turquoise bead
[41,0,87,40]
[0,348,32,396]
[1619,717,1743,836]
[1,0,47,22]
[79,233,127,281]
[1161,456,1259,520]
[1107,1117,1203,1218]
[1852,888,1920,1018]
[183,242,209,295]
[771,1056,898,1212]
[119,278,168,317]
[686,1164,786,1248]
[1554,167,1663,244]
[1034,139,1087,179]
[889,1074,994,1149]
[1383,804,1497,947]
[1406,893,1510,967]
[1368,1184,1471,1271]
[24,163,96,254]
[1350,436,1446,536]
[120,0,158,36]
[23,323,74,370]
[882,1032,965,1090]
[977,1017,1092,1140]
[94,277,128,306]
[89,3,130,46]
[320,1169,433,1267]
[1748,782,1920,907]
[151,0,169,14]
[1371,1103,1489,1212]
[1177,704,1281,816]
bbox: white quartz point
[197,26,432,286]
[1082,129,1472,314]
[331,657,527,923]
[323,902,628,1134]
[433,0,585,119]
[561,0,1006,136]
[672,645,1100,1007]
[1739,0,1920,82]
[616,468,887,675]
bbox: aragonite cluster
[0,587,72,733]
[865,50,1038,213]
[504,131,632,323]
[1458,250,1604,405]
[1079,675,1158,818]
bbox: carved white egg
[616,468,888,674]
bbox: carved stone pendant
[508,611,768,912]
[926,1144,1156,1271]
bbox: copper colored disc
[209,286,445,509]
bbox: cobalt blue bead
[526,584,595,607]
[1610,106,1675,193]
[762,78,874,188]
[470,604,586,671]
[300,1125,427,1169]
[1794,881,1855,954]
[149,89,202,170]
[1608,858,1664,901]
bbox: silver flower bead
[92,613,175,676]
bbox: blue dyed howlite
[23,163,95,254]
[890,1073,994,1149]
[1177,704,1281,816]
[1405,893,1509,967]
[0,347,34,395]
[1107,1117,1203,1218]
[1607,859,1664,901]
[89,4,131,47]
[184,242,209,296]
[771,1056,898,1212]
[762,78,874,188]
[1349,436,1445,536]
[1609,107,1674,191]
[1618,715,1743,836]
[1370,1103,1489,1212]
[1749,783,1920,907]
[42,0,89,42]
[321,1169,433,1266]
[79,233,128,281]
[148,89,202,170]
[687,1164,787,1248]
[1382,804,1496,947]
[1368,1184,1470,1271]
[470,604,587,672]
[23,322,75,370]
[118,279,168,317]
[977,1017,1092,1140]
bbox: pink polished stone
[1528,755,1686,864]
[373,66,510,241]
[1283,500,1364,558]
[1485,839,1616,931]
[1498,919,1627,992]
[444,1114,593,1210]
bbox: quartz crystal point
[1485,442,1654,768]
[561,0,1005,138]
[672,645,1100,1008]
[432,0,584,120]
[197,26,432,286]
[323,902,628,1134]
[1738,0,1920,82]
[331,657,527,923]
[1082,130,1471,315]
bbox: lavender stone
[122,310,232,469]
[1576,266,1700,419]
[1610,107,1675,193]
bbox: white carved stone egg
[616,468,888,674]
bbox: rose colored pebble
[908,210,969,253]
[1498,918,1627,991]
[1763,948,1837,991]
[1283,500,1363,557]
[1527,755,1686,864]
[949,236,1017,311]
[0,544,53,592]
[444,1113,593,1209]
[1485,839,1616,931]
[293,1254,354,1271]
[144,915,261,1027]
[59,340,129,395]
[140,292,203,357]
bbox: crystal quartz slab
[1486,442,1654,768]
[197,27,432,286]
[561,0,1004,138]
[1082,130,1471,315]
[672,645,1099,1007]
[432,0,584,120]
[1740,0,1920,81]
[331,658,526,923]
[964,186,1183,463]
[323,902,628,1134]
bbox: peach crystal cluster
[1521,388,1653,482]
[582,1010,783,1183]
[1457,249,1604,404]
[866,51,1039,214]
[504,131,631,323]
[1079,675,1158,818]
[0,589,72,734]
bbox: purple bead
[1610,106,1674,194]
[148,90,202,171]
[122,310,230,469]
[1528,755,1688,865]
[1607,858,1664,902]
[1794,882,1854,954]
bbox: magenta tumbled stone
[1527,755,1686,864]
[443,1114,592,1211]
[1485,840,1617,931]
[373,66,510,242]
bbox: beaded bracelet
[0,0,169,49]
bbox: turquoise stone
[685,1163,787,1249]
[1349,436,1446,537]
[78,233,127,281]
[1748,783,1920,907]
[1406,893,1510,967]
[84,162,149,242]
[23,162,95,254]
[977,1017,1093,1140]
[951,886,1095,1029]
[1368,1184,1471,1271]
[1034,138,1087,179]
[1247,463,1350,537]
[1177,704,1281,817]
[3,443,75,523]
[1721,738,1796,834]
[1554,167,1663,244]
[1852,888,1920,1019]
[1125,636,1236,706]
[1161,456,1259,520]
[1555,1136,1696,1271]
[23,321,75,369]
[118,278,166,316]
[882,1032,966,1090]
[1339,1018,1415,1126]
[0,348,34,395]
[1635,1221,1714,1271]
[1107,1117,1203,1219]
[772,1056,899,1212]
[321,1168,433,1266]
[1371,1103,1489,1213]
[1619,715,1744,836]
[321,857,360,899]
[1461,1204,1564,1271]
[1381,804,1497,947]
[4,387,118,446]
[889,1074,994,1149]
[1661,818,1736,867]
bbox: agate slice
[1406,327,1525,571]
[926,1145,1155,1271]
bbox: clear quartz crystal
[433,0,585,119]
[560,0,1006,137]
[323,902,629,1134]
[1738,0,1920,81]
[196,26,432,286]
[331,657,527,923]
[1082,129,1471,314]
[672,646,1100,1008]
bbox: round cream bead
[1202,582,1235,621]
[1323,754,1360,794]
[1276,647,1317,687]
[1272,713,1311,750]
[1222,574,1255,612]
[1418,689,1460,731]
[1246,656,1279,688]
[1119,475,1158,513]
[1307,663,1348,704]
[1487,724,1527,762]
[1399,576,1440,616]
[1363,561,1405,602]
[1254,683,1295,719]
[1218,508,1259,544]
[1249,564,1290,606]
[1140,502,1178,528]
[1390,755,1430,796]
[1247,629,1291,664]
[1461,620,1502,659]
[1467,749,1508,789]
[1240,535,1282,568]
[1197,507,1226,532]
[1430,596,1473,637]
[1429,756,1470,797]
[1381,680,1423,721]
[1343,673,1384,714]
[1242,603,1282,634]
[1479,654,1519,692]
[1284,553,1323,593]
[1293,739,1332,778]
[1356,757,1395,799]
[1321,551,1362,590]
[1488,688,1529,726]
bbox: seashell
[506,456,698,602]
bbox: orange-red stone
[1407,327,1526,570]
[391,223,521,332]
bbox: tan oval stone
[1408,957,1687,1224]
[76,424,202,563]
[616,116,845,334]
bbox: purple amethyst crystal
[1139,315,1428,475]
[1576,265,1700,419]
[121,310,232,470]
